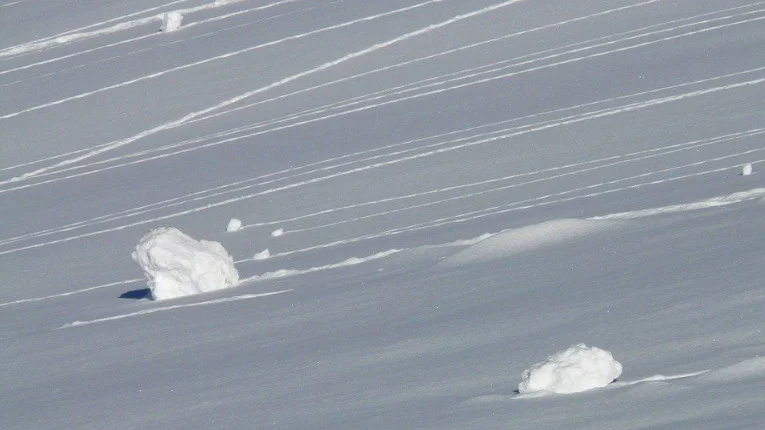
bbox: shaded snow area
[518,344,623,395]
[132,228,239,300]
[3,0,765,429]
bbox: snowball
[742,163,753,176]
[518,343,622,395]
[253,249,271,260]
[161,11,183,32]
[131,227,239,300]
[226,218,242,232]
[271,228,284,237]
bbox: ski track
[0,0,330,82]
[0,0,506,186]
[58,289,292,329]
[1,73,764,256]
[0,0,198,58]
[8,3,763,193]
[1,0,753,180]
[4,2,765,318]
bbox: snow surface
[3,0,765,428]
[132,227,239,300]
[518,343,623,395]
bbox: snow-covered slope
[2,1,764,428]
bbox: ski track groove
[7,2,763,193]
[0,0,511,186]
[1,71,764,254]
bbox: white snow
[226,218,242,232]
[270,228,284,237]
[160,11,183,33]
[4,0,765,428]
[742,163,753,176]
[131,227,239,300]
[518,344,623,395]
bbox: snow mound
[439,219,613,267]
[161,12,183,32]
[518,344,623,395]
[226,218,242,232]
[271,228,284,237]
[131,227,239,300]
[742,163,753,176]
[253,249,271,260]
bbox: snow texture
[160,12,183,33]
[131,227,239,300]
[518,344,623,395]
[226,218,242,232]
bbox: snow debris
[160,12,183,32]
[742,163,753,176]
[131,227,239,300]
[271,228,284,237]
[253,249,271,260]
[518,343,623,395]
[226,218,242,232]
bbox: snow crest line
[591,188,765,220]
[0,0,489,184]
[58,289,292,329]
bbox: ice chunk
[226,218,242,232]
[253,249,271,260]
[131,227,239,300]
[161,12,183,32]
[518,343,622,394]
[742,163,753,176]
[271,228,284,237]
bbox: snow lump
[132,227,239,300]
[161,12,183,32]
[226,218,242,232]
[518,343,622,395]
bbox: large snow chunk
[518,344,622,395]
[132,227,239,300]
[161,12,183,32]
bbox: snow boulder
[518,344,622,395]
[160,11,183,32]
[132,227,239,300]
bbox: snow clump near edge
[518,343,623,395]
[132,227,239,300]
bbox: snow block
[518,343,622,394]
[226,218,242,232]
[132,227,239,300]
[161,11,183,32]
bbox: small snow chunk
[132,227,239,300]
[271,228,284,237]
[518,343,622,395]
[161,11,183,32]
[742,163,753,176]
[226,218,242,232]
[253,249,271,260]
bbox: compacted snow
[132,227,239,300]
[2,0,765,428]
[518,343,623,395]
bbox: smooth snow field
[2,0,765,428]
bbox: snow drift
[131,227,239,300]
[518,344,623,395]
